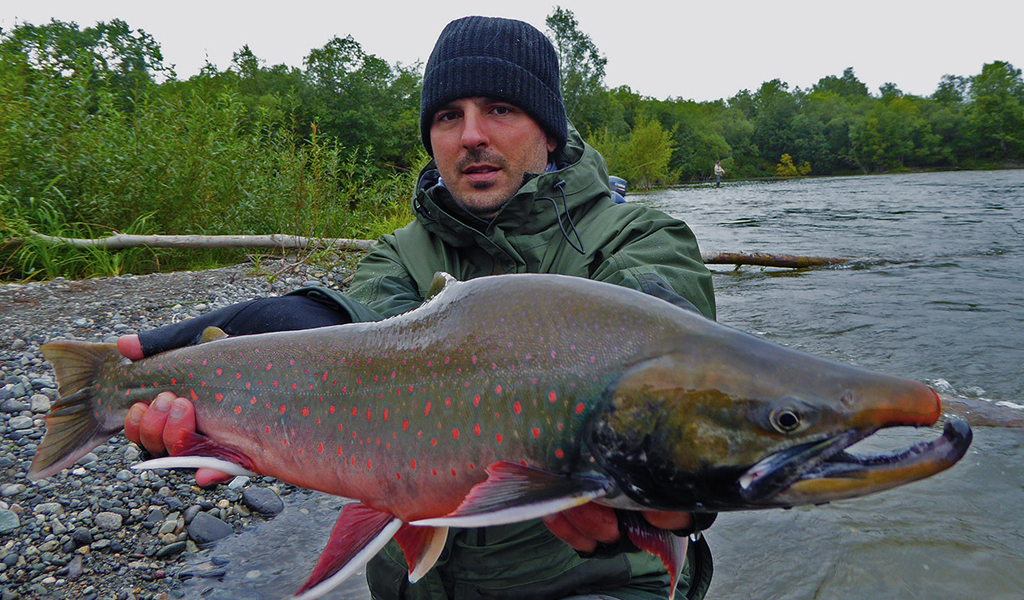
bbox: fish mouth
[738,418,973,506]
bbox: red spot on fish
[202,359,208,366]
[402,419,409,431]
[451,428,460,440]
[337,446,343,455]
[496,434,503,444]
[424,402,432,417]
[317,443,324,454]
[474,423,481,436]
[366,460,372,470]
[273,380,279,388]
[550,351,556,359]
[576,403,584,415]
[329,405,336,414]
[431,438,437,446]
[352,407,358,416]
[451,469,457,477]
[590,355,596,363]
[473,395,480,407]
[265,426,271,434]
[383,408,389,422]
[322,371,329,382]
[555,449,565,459]
[170,378,177,385]
[289,359,295,366]
[411,459,417,470]
[432,469,438,476]
[302,407,310,417]
[190,389,198,401]
[266,362,272,371]
[445,397,452,408]
[532,427,540,438]
[215,393,223,402]
[342,386,347,394]
[215,368,223,376]
[396,473,401,480]
[280,405,286,415]
[366,409,372,421]
[283,439,289,446]
[513,402,522,415]
[200,381,207,387]
[548,391,557,403]
[471,355,477,365]
[495,385,502,394]
[291,383,298,391]
[236,373,242,380]
[234,406,241,415]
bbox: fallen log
[3,232,857,269]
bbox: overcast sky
[4,1,1022,103]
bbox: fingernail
[127,404,144,425]
[169,398,188,419]
[153,395,172,412]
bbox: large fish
[29,273,972,599]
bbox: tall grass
[0,57,417,281]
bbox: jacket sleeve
[343,233,427,320]
[589,207,717,321]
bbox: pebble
[186,511,234,545]
[242,487,285,515]
[0,260,340,599]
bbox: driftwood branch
[4,232,858,269]
[3,232,376,252]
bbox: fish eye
[770,406,804,434]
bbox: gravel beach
[0,259,357,600]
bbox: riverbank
[0,259,353,600]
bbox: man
[714,161,725,188]
[121,16,716,600]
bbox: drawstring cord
[538,180,585,255]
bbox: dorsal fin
[200,326,228,344]
[426,272,457,300]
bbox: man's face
[429,97,557,216]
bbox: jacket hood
[410,123,611,251]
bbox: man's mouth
[463,164,501,182]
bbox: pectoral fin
[412,462,613,528]
[619,511,687,600]
[393,524,449,582]
[291,502,402,600]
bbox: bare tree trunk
[4,232,859,269]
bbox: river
[181,170,1024,600]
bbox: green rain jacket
[305,127,715,600]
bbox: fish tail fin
[29,341,126,481]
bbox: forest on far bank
[2,7,1023,280]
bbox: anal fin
[291,502,401,600]
[412,462,612,528]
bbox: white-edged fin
[409,527,447,583]
[411,461,612,528]
[289,518,402,600]
[425,272,457,300]
[132,456,256,477]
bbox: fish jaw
[745,418,973,507]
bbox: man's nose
[460,110,488,149]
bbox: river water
[181,170,1024,600]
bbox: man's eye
[491,105,513,116]
[436,111,459,122]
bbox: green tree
[966,61,1024,160]
[545,7,608,135]
[811,67,869,99]
[608,116,676,189]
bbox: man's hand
[120,335,231,487]
[541,503,692,554]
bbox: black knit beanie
[420,16,568,157]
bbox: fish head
[585,329,972,512]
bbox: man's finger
[541,513,598,554]
[642,510,693,532]
[117,334,144,361]
[558,503,620,544]
[138,392,176,455]
[162,396,196,456]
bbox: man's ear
[546,134,557,154]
